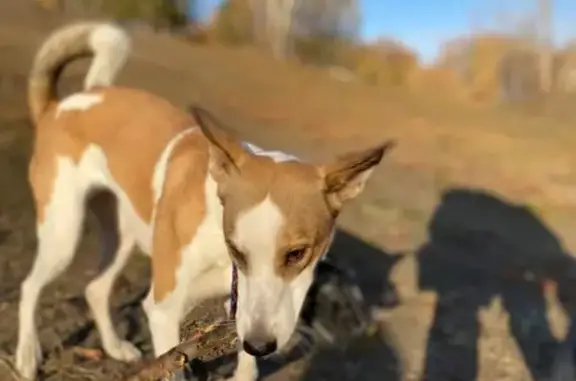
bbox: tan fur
[30,87,192,223]
[218,157,334,280]
[191,107,391,282]
[151,129,210,301]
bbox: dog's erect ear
[190,106,249,182]
[320,141,395,211]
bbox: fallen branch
[121,323,233,381]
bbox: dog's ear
[320,141,395,211]
[190,106,249,183]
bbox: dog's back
[28,22,195,229]
[17,21,199,380]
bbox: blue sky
[193,0,576,63]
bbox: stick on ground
[121,324,232,381]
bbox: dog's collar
[230,264,238,319]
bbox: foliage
[292,34,348,66]
[210,0,254,45]
[209,0,418,87]
[99,0,187,28]
[350,41,418,86]
[438,35,541,103]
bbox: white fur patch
[233,196,284,266]
[81,145,152,252]
[57,93,103,117]
[232,195,307,349]
[84,23,131,90]
[242,142,300,163]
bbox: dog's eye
[285,248,307,266]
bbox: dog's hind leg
[16,158,89,380]
[84,191,141,362]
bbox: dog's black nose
[242,337,277,357]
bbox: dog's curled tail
[28,21,131,124]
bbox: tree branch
[120,324,232,381]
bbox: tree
[294,0,360,41]
[538,0,553,93]
[254,0,302,59]
[249,0,360,60]
[212,0,254,45]
[211,0,359,60]
[99,0,188,30]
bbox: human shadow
[418,187,576,381]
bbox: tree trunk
[265,0,300,60]
[538,0,553,93]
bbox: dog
[15,21,395,380]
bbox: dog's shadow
[0,229,9,245]
[296,230,403,381]
[200,229,404,381]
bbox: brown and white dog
[15,21,394,380]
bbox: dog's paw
[15,338,41,381]
[105,340,142,362]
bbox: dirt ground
[2,3,576,381]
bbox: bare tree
[294,0,360,40]
[245,0,293,57]
[248,0,268,46]
[248,0,359,60]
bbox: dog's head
[191,107,395,357]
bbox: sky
[193,0,576,64]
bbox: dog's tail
[28,21,131,124]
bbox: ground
[1,2,576,381]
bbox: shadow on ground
[285,229,403,381]
[417,187,576,381]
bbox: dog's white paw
[105,340,142,362]
[15,338,41,381]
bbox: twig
[0,355,20,381]
[121,324,230,381]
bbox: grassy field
[1,2,576,380]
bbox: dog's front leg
[225,350,258,381]
[142,286,182,356]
